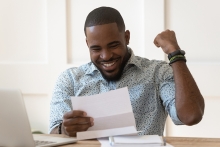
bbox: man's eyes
[109,43,119,48]
[91,47,101,51]
[90,43,120,51]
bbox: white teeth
[103,62,115,67]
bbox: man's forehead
[85,23,118,33]
[86,22,117,28]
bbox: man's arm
[154,30,205,125]
[49,69,93,136]
[171,61,204,125]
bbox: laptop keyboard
[35,140,56,146]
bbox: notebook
[0,89,77,147]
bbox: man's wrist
[168,49,185,60]
[61,122,68,135]
[168,49,186,65]
[58,122,62,134]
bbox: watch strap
[168,50,185,60]
[58,122,62,134]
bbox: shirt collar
[125,47,142,70]
[85,47,142,75]
[85,62,99,75]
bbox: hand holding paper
[62,110,94,136]
[71,87,138,140]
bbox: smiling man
[86,22,130,81]
[49,7,204,137]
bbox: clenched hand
[154,29,180,54]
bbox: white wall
[1,0,219,137]
[0,0,70,133]
[165,0,220,138]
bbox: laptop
[0,89,77,147]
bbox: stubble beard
[92,49,131,82]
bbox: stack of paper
[98,135,174,147]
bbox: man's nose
[100,49,113,61]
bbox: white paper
[71,87,137,140]
[98,136,174,147]
[114,135,162,144]
[72,87,133,117]
[77,126,137,140]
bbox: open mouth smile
[103,62,116,67]
[100,59,119,71]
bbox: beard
[98,64,124,81]
[92,50,131,81]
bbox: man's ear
[125,30,130,45]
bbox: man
[49,6,204,137]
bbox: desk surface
[42,134,220,147]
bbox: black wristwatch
[168,50,185,60]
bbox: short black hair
[84,6,125,36]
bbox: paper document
[98,135,174,147]
[113,135,163,144]
[71,87,137,140]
